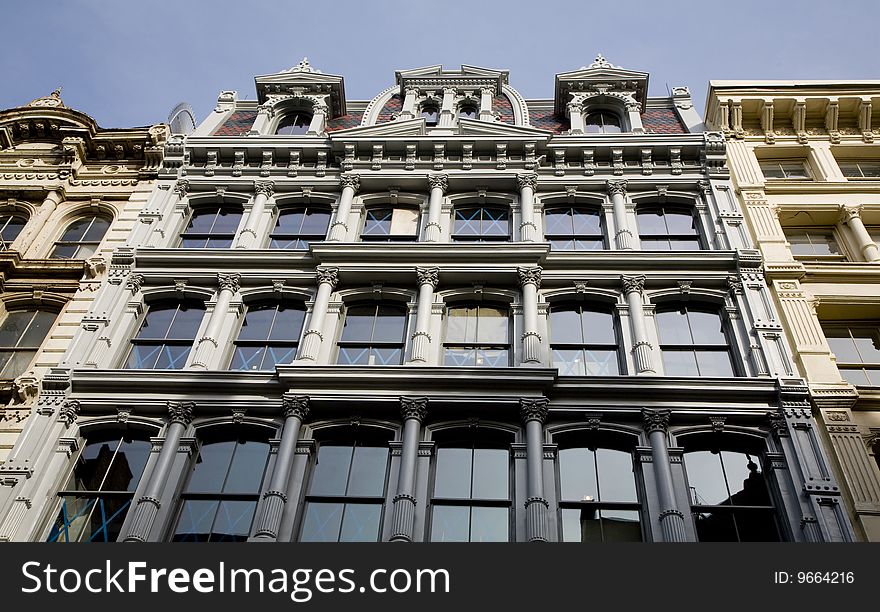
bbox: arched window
[452,204,510,242]
[656,303,735,376]
[421,103,439,126]
[269,205,330,249]
[361,206,419,241]
[276,112,312,135]
[584,111,622,134]
[299,427,392,542]
[683,437,782,541]
[47,431,151,543]
[231,300,306,370]
[458,104,478,120]
[637,205,702,250]
[544,205,605,250]
[173,432,271,541]
[0,212,28,250]
[444,303,510,367]
[549,303,621,375]
[125,300,205,369]
[180,205,242,248]
[336,303,407,365]
[51,215,110,258]
[556,431,642,542]
[429,427,513,542]
[0,308,56,378]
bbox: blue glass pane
[309,445,353,496]
[272,305,306,341]
[262,345,297,368]
[173,500,219,542]
[371,347,402,366]
[339,504,382,542]
[152,345,191,369]
[444,348,474,366]
[363,208,393,235]
[237,305,275,340]
[138,306,177,339]
[231,346,266,371]
[301,209,330,235]
[300,502,343,542]
[167,305,204,340]
[83,217,110,241]
[275,209,305,233]
[211,500,256,541]
[338,347,371,365]
[430,505,469,542]
[470,506,509,541]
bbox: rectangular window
[784,228,844,261]
[822,324,880,386]
[760,161,812,180]
[839,161,880,179]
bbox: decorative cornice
[316,267,339,289]
[416,266,439,289]
[282,395,310,420]
[168,401,195,426]
[518,266,542,288]
[606,179,628,196]
[642,408,670,434]
[400,396,429,422]
[621,274,646,294]
[427,173,448,193]
[520,397,549,424]
[217,272,241,293]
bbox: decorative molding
[516,173,538,191]
[621,274,646,294]
[606,179,627,196]
[217,272,241,293]
[427,173,448,193]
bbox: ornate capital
[172,179,190,198]
[642,408,671,434]
[316,267,339,289]
[282,395,310,420]
[480,86,496,97]
[518,266,542,288]
[312,103,329,115]
[168,401,195,426]
[126,273,145,294]
[443,86,458,95]
[516,173,538,191]
[59,400,80,427]
[404,87,420,97]
[838,204,863,224]
[254,180,275,198]
[520,397,549,424]
[710,416,726,433]
[427,173,448,193]
[400,396,429,422]
[217,272,241,293]
[416,266,439,288]
[767,410,789,438]
[606,179,628,196]
[340,174,361,194]
[625,101,642,112]
[727,275,743,296]
[697,180,712,195]
[621,274,646,295]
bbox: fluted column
[190,273,240,370]
[839,205,880,262]
[124,402,194,542]
[236,181,273,249]
[518,267,543,365]
[439,87,457,128]
[517,173,539,242]
[642,409,688,542]
[622,275,655,374]
[252,396,310,541]
[390,397,428,542]
[425,174,447,242]
[607,180,633,250]
[479,86,495,121]
[567,102,585,135]
[15,189,60,253]
[410,267,439,363]
[400,87,419,120]
[521,398,550,542]
[299,267,339,361]
[328,175,360,241]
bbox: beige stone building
[706,81,880,540]
[0,89,167,462]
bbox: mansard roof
[554,54,649,114]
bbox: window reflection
[0,309,57,379]
[452,205,510,242]
[270,206,330,249]
[444,304,510,367]
[545,205,605,250]
[180,206,242,248]
[336,303,407,366]
[232,301,305,370]
[656,304,735,377]
[637,205,701,250]
[0,212,27,250]
[125,301,205,370]
[52,215,110,259]
[550,303,620,375]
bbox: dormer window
[585,111,622,134]
[421,103,439,126]
[459,104,478,120]
[276,112,312,135]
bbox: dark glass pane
[309,444,353,496]
[339,503,382,542]
[167,304,205,339]
[372,306,406,342]
[114,439,151,492]
[186,441,236,493]
[664,210,698,235]
[684,450,728,505]
[152,344,191,369]
[188,210,219,233]
[454,207,481,236]
[224,440,269,494]
[571,209,602,235]
[74,440,120,491]
[271,305,306,341]
[126,344,161,369]
[0,350,36,378]
[694,510,738,541]
[363,207,392,235]
[695,350,735,376]
[74,438,150,492]
[83,217,110,241]
[550,308,585,344]
[601,510,642,542]
[275,209,304,233]
[341,305,376,342]
[17,310,56,347]
[173,500,218,542]
[210,500,256,542]
[656,309,691,345]
[733,509,781,542]
[470,506,509,541]
[472,448,508,500]
[430,505,469,542]
[559,448,598,501]
[179,237,207,249]
[277,113,311,135]
[347,446,388,497]
[51,244,78,258]
[446,307,475,343]
[48,496,132,543]
[562,507,600,542]
[1,215,26,243]
[434,447,472,499]
[601,114,622,133]
[596,448,637,503]
[722,451,770,506]
[300,502,343,541]
[238,304,276,341]
[637,210,667,236]
[337,346,371,365]
[0,311,35,347]
[60,217,91,241]
[688,309,727,344]
[300,208,330,235]
[262,344,297,368]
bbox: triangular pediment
[328,117,428,138]
[457,118,551,137]
[396,64,508,97]
[554,55,649,114]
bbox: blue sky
[2,0,878,128]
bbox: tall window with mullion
[656,303,735,376]
[51,215,110,258]
[0,308,56,379]
[125,300,205,369]
[430,427,513,542]
[180,205,242,248]
[173,432,271,542]
[231,300,306,370]
[336,303,407,366]
[269,206,330,249]
[0,212,27,250]
[544,205,605,250]
[452,204,510,242]
[299,428,392,542]
[683,437,782,541]
[556,431,642,542]
[550,303,621,375]
[822,324,880,386]
[444,304,510,367]
[636,205,702,250]
[361,206,419,241]
[48,432,151,542]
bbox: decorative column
[190,273,240,370]
[607,180,633,250]
[299,267,339,361]
[306,103,328,135]
[517,173,539,242]
[425,174,447,242]
[124,402,194,542]
[15,189,60,253]
[252,396,310,541]
[518,267,543,365]
[839,205,880,262]
[236,181,274,249]
[520,397,550,542]
[642,409,688,542]
[400,87,419,120]
[567,102,585,135]
[626,101,645,134]
[479,86,495,122]
[439,87,457,128]
[328,175,360,241]
[410,267,439,363]
[622,275,655,374]
[390,397,428,542]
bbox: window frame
[360,205,421,242]
[179,205,243,249]
[443,302,512,368]
[51,214,111,259]
[544,204,606,251]
[230,299,307,371]
[759,160,813,181]
[584,110,624,134]
[655,302,738,377]
[636,204,704,251]
[0,212,28,250]
[451,204,511,243]
[275,111,313,136]
[124,299,205,370]
[839,160,880,179]
[821,323,880,387]
[783,226,846,262]
[549,301,623,376]
[268,204,331,250]
[335,301,408,366]
[420,102,440,127]
[0,307,57,379]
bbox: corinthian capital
[621,274,646,294]
[520,397,549,424]
[340,174,361,193]
[641,408,670,434]
[316,267,339,289]
[400,396,429,422]
[282,395,310,420]
[254,180,275,198]
[517,173,538,191]
[427,173,448,193]
[218,272,241,293]
[168,401,195,426]
[838,204,863,224]
[606,179,628,196]
[416,266,440,288]
[518,266,542,288]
